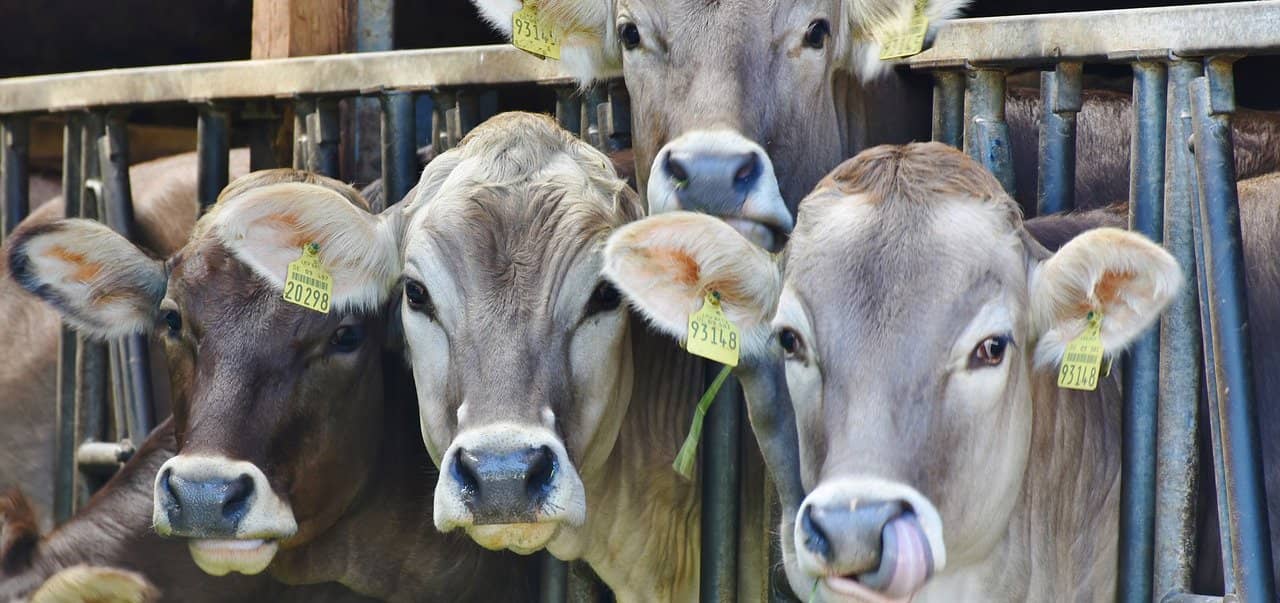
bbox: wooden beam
[252,0,351,59]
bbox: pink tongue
[879,515,932,598]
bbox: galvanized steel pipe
[380,90,418,211]
[197,104,231,209]
[1036,62,1082,217]
[1,115,29,240]
[931,71,964,148]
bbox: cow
[601,142,1194,600]
[471,0,1280,234]
[4,168,537,601]
[0,149,251,530]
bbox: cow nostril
[664,153,690,185]
[733,152,760,185]
[801,505,831,560]
[159,468,179,510]
[525,445,557,502]
[221,474,254,521]
[452,448,481,497]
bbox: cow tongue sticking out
[822,513,932,602]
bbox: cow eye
[618,22,642,50]
[778,327,805,360]
[970,335,1012,368]
[404,279,436,319]
[585,281,622,316]
[162,309,182,336]
[330,325,365,353]
[803,19,830,49]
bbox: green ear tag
[283,242,332,314]
[1057,310,1104,391]
[672,364,733,480]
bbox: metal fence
[0,2,1276,601]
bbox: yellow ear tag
[283,242,332,314]
[685,291,740,368]
[878,0,930,60]
[1057,310,1105,391]
[512,2,562,60]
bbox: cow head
[473,0,968,250]
[8,171,401,576]
[602,143,1181,600]
[398,112,641,554]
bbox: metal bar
[582,86,606,148]
[53,114,84,525]
[1161,594,1230,603]
[1036,62,1082,217]
[603,81,631,152]
[351,0,395,188]
[293,98,315,171]
[555,87,582,137]
[74,112,110,503]
[242,101,281,171]
[0,45,618,114]
[197,104,231,209]
[379,91,417,212]
[931,71,965,148]
[98,112,154,441]
[455,91,481,139]
[1153,58,1204,602]
[539,551,567,603]
[1189,59,1277,602]
[1118,59,1167,603]
[964,68,1014,195]
[701,371,742,602]
[905,1,1280,70]
[308,99,341,178]
[1,115,30,240]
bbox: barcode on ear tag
[685,291,739,368]
[512,2,562,60]
[879,0,929,60]
[283,243,332,314]
[1057,310,1104,391]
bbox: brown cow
[4,169,537,601]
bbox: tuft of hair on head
[31,565,160,603]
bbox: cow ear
[207,182,402,314]
[32,565,160,603]
[603,212,782,359]
[7,220,165,339]
[1029,228,1182,368]
[471,0,618,82]
[843,0,969,79]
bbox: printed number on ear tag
[1057,310,1104,391]
[878,0,930,60]
[512,2,562,60]
[283,242,333,314]
[685,291,740,368]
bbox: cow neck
[268,357,534,601]
[927,370,1123,600]
[565,316,704,602]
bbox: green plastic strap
[672,364,733,480]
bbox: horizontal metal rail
[905,1,1280,69]
[0,45,619,114]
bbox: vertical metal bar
[98,111,154,441]
[379,90,417,212]
[293,98,316,170]
[53,114,84,525]
[1119,59,1167,603]
[964,68,1015,195]
[1037,62,1082,217]
[455,91,481,139]
[1,115,30,240]
[1189,59,1276,602]
[197,104,231,209]
[76,112,109,505]
[701,370,742,602]
[431,91,454,152]
[352,0,394,186]
[1154,58,1204,601]
[603,81,631,152]
[308,99,341,178]
[582,86,606,148]
[242,101,281,171]
[539,551,567,603]
[931,71,965,148]
[555,87,582,137]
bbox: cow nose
[801,499,905,575]
[661,149,761,215]
[451,445,558,524]
[157,468,254,538]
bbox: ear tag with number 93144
[512,2,562,60]
[685,291,739,368]
[1057,310,1104,391]
[283,242,333,314]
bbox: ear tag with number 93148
[283,242,333,314]
[512,2,562,60]
[685,291,739,368]
[1057,310,1104,391]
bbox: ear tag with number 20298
[283,242,333,314]
[512,2,562,60]
[1057,310,1104,391]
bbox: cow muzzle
[152,455,297,576]
[647,129,793,252]
[434,425,586,554]
[793,478,946,602]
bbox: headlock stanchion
[1,115,30,240]
[197,103,231,209]
[963,68,1014,195]
[380,90,418,211]
[931,70,964,149]
[1036,61,1082,217]
[53,114,84,525]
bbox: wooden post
[251,0,352,59]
